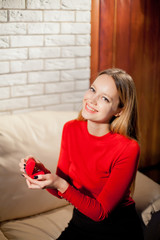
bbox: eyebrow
[92,84,113,101]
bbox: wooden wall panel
[138,0,160,167]
[99,0,115,70]
[90,0,100,83]
[115,0,131,71]
[91,0,160,169]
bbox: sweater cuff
[46,188,62,199]
[58,184,73,199]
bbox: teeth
[86,104,96,112]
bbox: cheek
[83,91,91,101]
[82,92,89,107]
[99,98,119,114]
[99,102,116,115]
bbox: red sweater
[48,120,140,222]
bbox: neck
[87,120,110,137]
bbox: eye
[89,86,95,93]
[102,96,109,102]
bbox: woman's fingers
[19,155,37,174]
[26,178,42,189]
[23,173,50,189]
[19,158,26,173]
[25,175,43,189]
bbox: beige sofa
[0,111,160,240]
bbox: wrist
[55,176,69,194]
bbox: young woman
[19,68,144,240]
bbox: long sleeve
[58,140,140,221]
[47,120,140,222]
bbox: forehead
[93,74,118,97]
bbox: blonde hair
[78,68,139,141]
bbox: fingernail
[34,176,38,179]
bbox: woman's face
[82,74,121,124]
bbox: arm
[58,141,140,221]
[24,140,140,221]
[22,122,140,222]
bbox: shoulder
[110,134,140,166]
[113,133,140,154]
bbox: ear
[114,108,123,117]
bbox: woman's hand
[22,173,69,193]
[19,156,69,193]
[19,155,50,175]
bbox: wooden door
[91,0,160,170]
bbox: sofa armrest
[141,197,160,225]
[133,171,160,213]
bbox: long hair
[78,68,139,141]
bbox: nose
[90,94,98,105]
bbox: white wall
[0,0,91,115]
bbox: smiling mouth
[85,103,98,113]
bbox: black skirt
[56,203,144,240]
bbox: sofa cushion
[1,205,73,240]
[0,230,8,240]
[0,111,77,222]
